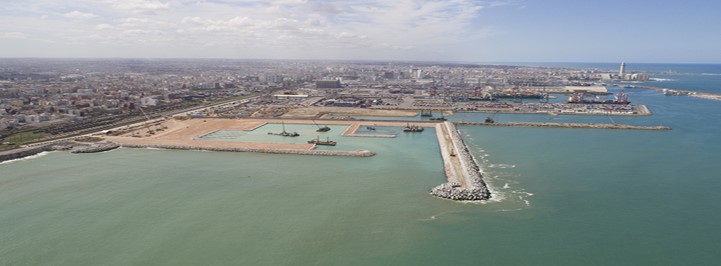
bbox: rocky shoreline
[70,143,120,154]
[430,122,491,201]
[0,141,77,163]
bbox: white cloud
[99,0,170,14]
[0,32,27,39]
[0,0,519,59]
[95,23,112,30]
[63,10,99,19]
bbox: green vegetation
[0,131,48,151]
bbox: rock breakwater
[455,122,671,130]
[120,143,375,157]
[431,122,491,201]
[71,143,120,154]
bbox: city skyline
[2,0,720,63]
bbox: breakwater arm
[455,122,671,130]
[431,122,491,201]
[119,143,375,157]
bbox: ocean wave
[517,192,534,207]
[0,151,53,165]
[488,164,516,169]
[496,208,524,212]
[701,73,721,76]
[651,78,676,82]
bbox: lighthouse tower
[619,62,626,77]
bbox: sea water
[2,64,721,265]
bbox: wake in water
[0,151,53,165]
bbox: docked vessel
[308,136,336,146]
[403,123,424,132]
[567,92,630,104]
[268,122,300,137]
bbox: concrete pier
[341,124,397,138]
[431,122,491,201]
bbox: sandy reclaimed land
[281,106,418,119]
[104,118,314,151]
[102,118,438,151]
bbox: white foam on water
[701,73,721,76]
[496,208,524,212]
[418,212,452,221]
[488,164,516,169]
[0,151,53,165]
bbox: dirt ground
[281,107,418,119]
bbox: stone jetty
[455,121,671,130]
[431,122,491,201]
[119,143,375,157]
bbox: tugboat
[403,123,424,132]
[308,136,337,146]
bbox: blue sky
[1,0,719,63]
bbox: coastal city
[0,59,656,145]
[0,59,678,201]
[4,0,721,264]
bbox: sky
[1,0,720,63]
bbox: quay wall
[119,143,375,157]
[455,122,671,130]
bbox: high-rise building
[619,62,626,76]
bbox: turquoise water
[3,69,721,264]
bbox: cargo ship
[568,92,630,104]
